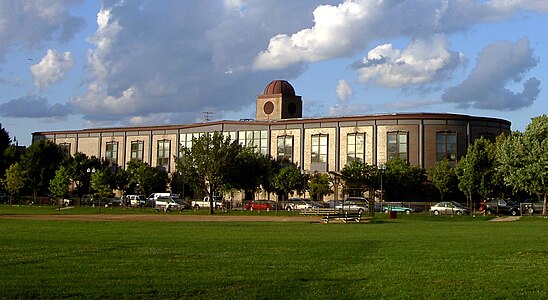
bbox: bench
[300,208,337,215]
[321,212,362,223]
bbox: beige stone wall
[125,135,152,165]
[77,137,100,158]
[151,134,178,172]
[339,126,374,167]
[256,95,282,120]
[303,127,337,172]
[270,129,302,167]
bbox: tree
[91,169,113,199]
[272,164,305,204]
[226,147,270,197]
[126,161,156,196]
[49,166,71,210]
[428,159,458,201]
[20,140,65,199]
[456,137,498,209]
[340,160,377,197]
[176,132,241,214]
[498,115,548,216]
[1,162,25,206]
[308,172,332,201]
[383,158,426,201]
[63,152,101,197]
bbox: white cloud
[30,49,74,89]
[253,0,547,70]
[442,38,540,110]
[71,1,326,122]
[336,79,353,101]
[356,35,464,87]
[0,0,84,63]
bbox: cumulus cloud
[70,1,328,122]
[354,35,464,87]
[253,0,546,70]
[0,95,73,118]
[336,79,353,101]
[0,0,84,63]
[442,38,540,110]
[30,49,74,89]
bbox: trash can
[388,211,397,219]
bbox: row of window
[58,131,458,170]
[278,131,457,164]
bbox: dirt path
[0,214,322,222]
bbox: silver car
[335,197,369,213]
[430,201,469,215]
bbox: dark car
[484,198,520,216]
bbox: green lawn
[0,210,546,299]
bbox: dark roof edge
[32,112,511,135]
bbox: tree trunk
[543,193,547,217]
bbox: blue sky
[1,0,547,146]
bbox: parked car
[245,201,274,211]
[430,201,469,215]
[127,195,146,207]
[521,198,544,214]
[89,198,109,207]
[484,198,520,216]
[335,197,369,213]
[155,196,182,211]
[284,198,314,211]
[109,198,124,207]
[383,204,416,215]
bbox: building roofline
[32,112,510,136]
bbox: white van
[146,193,181,206]
[126,195,146,207]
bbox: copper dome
[263,80,296,95]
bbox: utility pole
[203,111,215,122]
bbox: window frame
[105,142,118,165]
[130,140,144,162]
[387,131,408,161]
[436,131,457,162]
[277,135,294,162]
[311,134,328,163]
[347,132,366,163]
[157,139,171,171]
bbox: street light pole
[380,164,386,204]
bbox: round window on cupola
[264,101,274,115]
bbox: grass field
[0,207,547,299]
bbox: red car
[245,201,274,211]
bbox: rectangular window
[347,133,366,163]
[59,143,71,156]
[130,141,144,162]
[311,134,328,163]
[157,140,171,171]
[238,130,268,155]
[436,132,457,162]
[387,132,408,161]
[277,135,294,162]
[105,142,118,165]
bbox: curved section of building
[33,80,510,176]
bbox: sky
[0,0,547,146]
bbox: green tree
[91,169,113,199]
[340,160,377,197]
[227,147,270,197]
[383,158,426,201]
[49,166,71,209]
[63,152,101,197]
[272,164,305,204]
[176,132,240,214]
[428,159,458,201]
[20,140,65,200]
[1,162,25,206]
[498,115,548,216]
[308,172,332,201]
[456,137,498,209]
[126,161,156,196]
